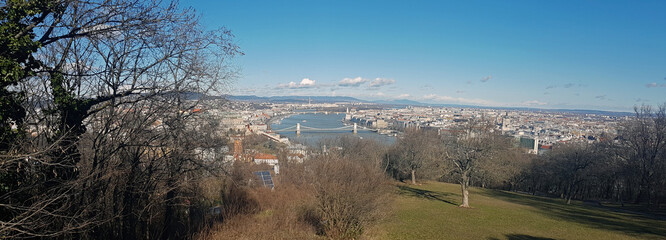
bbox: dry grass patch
[201,185,320,239]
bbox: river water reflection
[270,113,396,146]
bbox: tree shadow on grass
[488,234,556,240]
[481,190,666,238]
[397,185,458,206]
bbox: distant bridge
[292,110,342,114]
[273,123,358,135]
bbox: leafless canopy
[1,0,240,238]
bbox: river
[270,113,396,146]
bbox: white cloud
[235,87,257,94]
[299,78,315,86]
[368,78,395,88]
[339,77,368,87]
[396,93,410,99]
[546,83,582,89]
[480,75,492,82]
[522,100,548,106]
[279,78,317,89]
[422,94,495,106]
[646,82,666,88]
[372,92,385,97]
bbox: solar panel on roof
[253,171,274,188]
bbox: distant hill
[225,95,365,103]
[373,99,426,106]
[534,108,633,117]
[224,95,632,116]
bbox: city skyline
[185,0,666,112]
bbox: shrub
[303,155,391,239]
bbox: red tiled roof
[254,153,278,159]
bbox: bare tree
[387,127,439,185]
[441,118,498,208]
[1,0,240,238]
[304,153,390,239]
[500,104,666,208]
[545,143,597,204]
[330,135,386,169]
[618,104,666,206]
[474,143,532,190]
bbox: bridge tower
[353,123,357,134]
[296,123,301,135]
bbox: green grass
[372,181,666,240]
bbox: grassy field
[370,181,666,240]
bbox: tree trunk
[411,170,416,185]
[163,187,177,240]
[460,172,470,208]
[460,183,470,208]
[566,183,573,204]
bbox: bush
[303,155,391,239]
[202,138,391,240]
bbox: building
[518,137,539,154]
[253,153,279,166]
[374,119,388,128]
[249,124,268,132]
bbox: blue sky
[183,0,666,112]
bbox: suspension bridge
[272,123,358,135]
